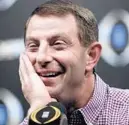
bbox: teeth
[42,72,57,77]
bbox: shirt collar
[79,74,108,123]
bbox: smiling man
[19,0,129,125]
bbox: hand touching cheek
[19,53,56,117]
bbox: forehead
[26,14,78,39]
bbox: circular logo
[30,106,61,124]
[0,101,7,125]
[0,88,24,125]
[99,9,129,67]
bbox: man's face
[25,14,88,101]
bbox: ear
[85,42,102,72]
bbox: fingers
[19,52,47,94]
[19,53,36,84]
[20,53,35,76]
[19,53,30,92]
[19,69,24,87]
[19,53,43,87]
[19,52,52,110]
[23,54,35,74]
[19,53,30,87]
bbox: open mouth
[38,66,66,78]
[42,72,64,77]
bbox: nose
[36,44,53,67]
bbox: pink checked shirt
[20,74,129,125]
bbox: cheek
[55,52,81,78]
[53,51,72,66]
[65,51,86,76]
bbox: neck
[74,72,95,108]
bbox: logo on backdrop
[99,9,129,67]
[0,0,18,11]
[0,88,24,125]
[0,38,24,61]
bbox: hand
[19,53,56,117]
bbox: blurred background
[0,0,129,124]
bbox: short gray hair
[25,0,98,47]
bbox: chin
[47,85,64,100]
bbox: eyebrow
[25,33,72,44]
[47,33,72,43]
[25,37,39,42]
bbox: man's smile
[38,71,64,77]
[37,65,66,78]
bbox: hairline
[24,12,85,47]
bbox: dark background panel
[0,0,129,124]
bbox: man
[19,0,129,124]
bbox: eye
[54,40,64,45]
[26,41,39,52]
[53,40,67,50]
[28,43,38,47]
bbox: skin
[19,13,102,116]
